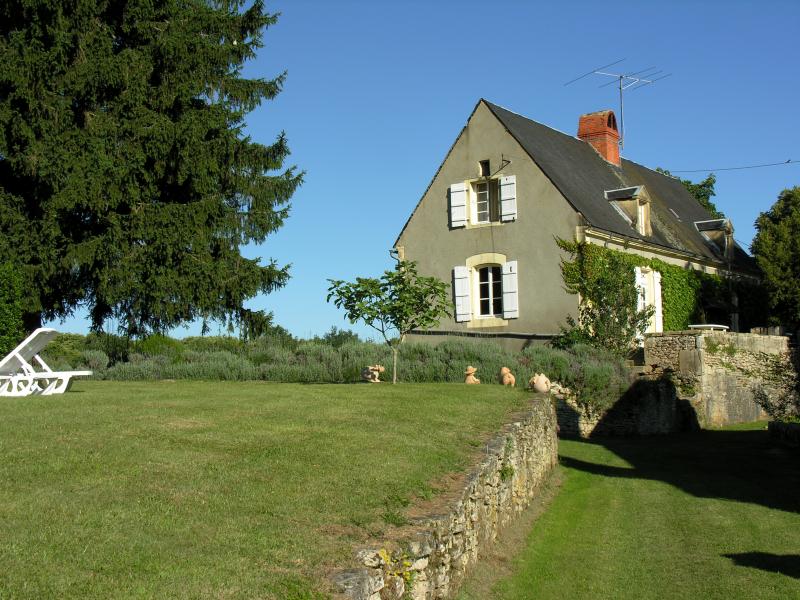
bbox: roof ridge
[482,99,583,144]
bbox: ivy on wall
[558,240,765,331]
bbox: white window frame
[454,254,519,327]
[474,264,504,318]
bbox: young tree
[751,187,800,331]
[327,256,450,384]
[0,0,301,336]
[555,239,654,356]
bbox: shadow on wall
[557,376,701,437]
[560,428,800,514]
[722,552,800,579]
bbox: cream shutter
[653,271,663,332]
[449,183,467,228]
[453,266,471,322]
[499,175,517,222]
[502,260,519,319]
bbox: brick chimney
[578,110,620,166]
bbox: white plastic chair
[0,328,92,397]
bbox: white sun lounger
[0,328,92,397]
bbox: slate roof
[483,100,757,274]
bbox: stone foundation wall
[644,331,795,428]
[331,396,558,600]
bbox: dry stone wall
[330,396,557,600]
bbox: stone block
[332,569,384,599]
[679,349,703,375]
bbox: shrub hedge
[42,333,631,413]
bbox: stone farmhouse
[394,99,757,350]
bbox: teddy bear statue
[499,367,516,387]
[464,366,481,384]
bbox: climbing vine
[556,240,765,332]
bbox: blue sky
[55,0,800,339]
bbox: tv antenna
[565,59,671,149]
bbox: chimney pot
[578,110,620,166]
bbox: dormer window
[695,219,734,261]
[605,186,652,236]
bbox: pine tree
[0,0,301,335]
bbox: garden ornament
[464,366,481,385]
[361,364,385,383]
[499,367,516,387]
[530,373,551,393]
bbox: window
[478,265,503,316]
[635,266,663,334]
[474,179,500,223]
[453,258,518,323]
[479,160,491,177]
[448,175,517,228]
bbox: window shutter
[502,260,519,319]
[449,183,467,228]
[453,266,472,322]
[653,271,663,332]
[499,175,517,222]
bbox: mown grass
[0,381,529,599]
[460,423,800,600]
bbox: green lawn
[461,423,800,600]
[0,381,529,599]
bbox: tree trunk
[392,347,398,384]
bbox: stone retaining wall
[555,378,686,437]
[555,331,796,437]
[644,331,794,428]
[331,396,558,600]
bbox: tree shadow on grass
[723,552,800,579]
[560,428,800,514]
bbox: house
[394,99,757,350]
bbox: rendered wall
[395,101,580,341]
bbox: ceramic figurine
[464,366,481,385]
[499,367,516,387]
[361,364,385,383]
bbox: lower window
[478,265,503,317]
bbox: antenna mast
[565,60,671,149]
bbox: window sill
[465,221,508,230]
[467,316,509,328]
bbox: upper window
[449,175,517,228]
[473,179,500,224]
[479,160,491,177]
[477,265,503,317]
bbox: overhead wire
[669,159,798,174]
